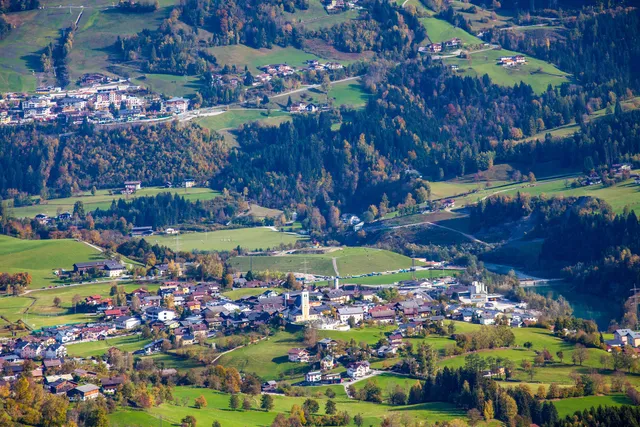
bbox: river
[484,263,617,329]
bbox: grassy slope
[444,48,570,94]
[147,227,306,252]
[217,331,309,380]
[0,235,102,289]
[208,45,322,74]
[195,110,291,131]
[115,385,465,427]
[502,176,640,214]
[519,96,640,143]
[11,187,220,218]
[70,3,174,84]
[552,394,634,417]
[0,282,161,329]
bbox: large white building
[337,307,364,324]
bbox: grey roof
[75,384,100,393]
[337,307,364,315]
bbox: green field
[195,110,292,131]
[329,80,370,107]
[208,45,322,74]
[148,227,306,252]
[66,335,152,358]
[232,253,336,276]
[0,282,161,330]
[0,0,177,92]
[134,73,201,97]
[421,15,483,45]
[552,394,634,417]
[10,187,220,218]
[520,96,640,143]
[222,287,285,300]
[231,247,422,276]
[0,235,103,289]
[344,269,460,285]
[502,177,640,214]
[110,385,466,427]
[70,2,175,84]
[217,331,309,380]
[444,48,571,93]
[288,0,360,31]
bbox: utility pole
[631,285,640,329]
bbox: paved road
[107,75,363,128]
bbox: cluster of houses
[577,163,636,187]
[0,264,547,400]
[499,55,526,67]
[418,38,462,54]
[0,75,189,126]
[606,329,640,351]
[254,60,344,86]
[322,0,359,12]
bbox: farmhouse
[305,370,322,383]
[165,97,189,113]
[68,384,101,402]
[124,180,142,191]
[347,361,370,378]
[288,348,310,362]
[73,260,126,277]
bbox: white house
[44,344,67,359]
[337,307,364,324]
[305,371,322,383]
[145,307,177,322]
[347,361,370,379]
[114,316,141,330]
[288,348,310,363]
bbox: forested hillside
[0,122,226,198]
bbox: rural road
[332,258,340,276]
[365,219,489,246]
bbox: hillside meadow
[109,385,467,427]
[0,235,102,289]
[10,187,220,218]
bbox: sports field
[11,187,220,218]
[0,235,103,289]
[148,227,306,252]
[231,247,422,276]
